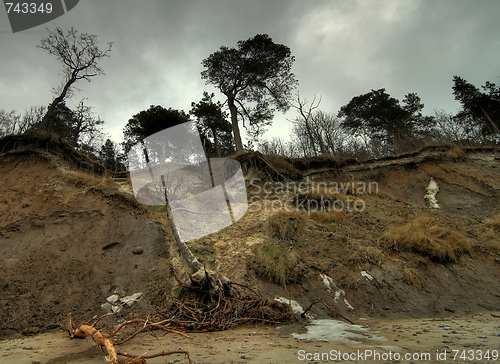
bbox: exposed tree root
[62,313,192,364]
[152,268,296,332]
[60,265,295,363]
[60,267,293,363]
[236,151,302,181]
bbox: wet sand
[1,311,499,364]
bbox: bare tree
[289,133,309,157]
[0,106,46,136]
[69,99,105,146]
[432,109,480,144]
[291,93,326,156]
[0,109,20,137]
[292,122,316,157]
[259,137,286,156]
[285,136,302,158]
[20,105,46,133]
[37,27,112,131]
[258,136,303,158]
[310,111,347,156]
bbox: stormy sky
[1,0,499,145]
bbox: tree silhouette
[122,105,190,154]
[201,34,297,151]
[452,76,500,135]
[339,88,431,146]
[37,27,112,132]
[190,92,234,158]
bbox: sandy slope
[1,135,500,364]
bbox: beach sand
[2,311,499,364]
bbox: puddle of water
[292,319,389,346]
[377,345,404,352]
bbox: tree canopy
[123,105,190,154]
[190,92,234,158]
[201,34,298,151]
[338,88,432,145]
[27,100,104,147]
[452,75,500,135]
[100,139,125,172]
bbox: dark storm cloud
[289,0,500,117]
[1,0,499,142]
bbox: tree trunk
[480,106,500,134]
[211,126,221,158]
[316,131,328,155]
[158,175,202,273]
[304,120,318,157]
[40,74,77,131]
[228,97,244,152]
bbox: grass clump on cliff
[380,215,471,263]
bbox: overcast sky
[1,0,499,146]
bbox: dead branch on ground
[62,313,192,364]
[60,268,295,363]
[60,264,295,363]
[301,299,355,324]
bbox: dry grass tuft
[64,170,99,186]
[251,239,300,287]
[446,145,466,160]
[308,209,345,224]
[380,215,472,263]
[420,142,465,159]
[268,210,306,241]
[349,246,384,266]
[64,170,118,192]
[308,188,348,202]
[336,269,361,290]
[485,214,500,230]
[95,175,118,191]
[482,229,497,240]
[402,266,422,289]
